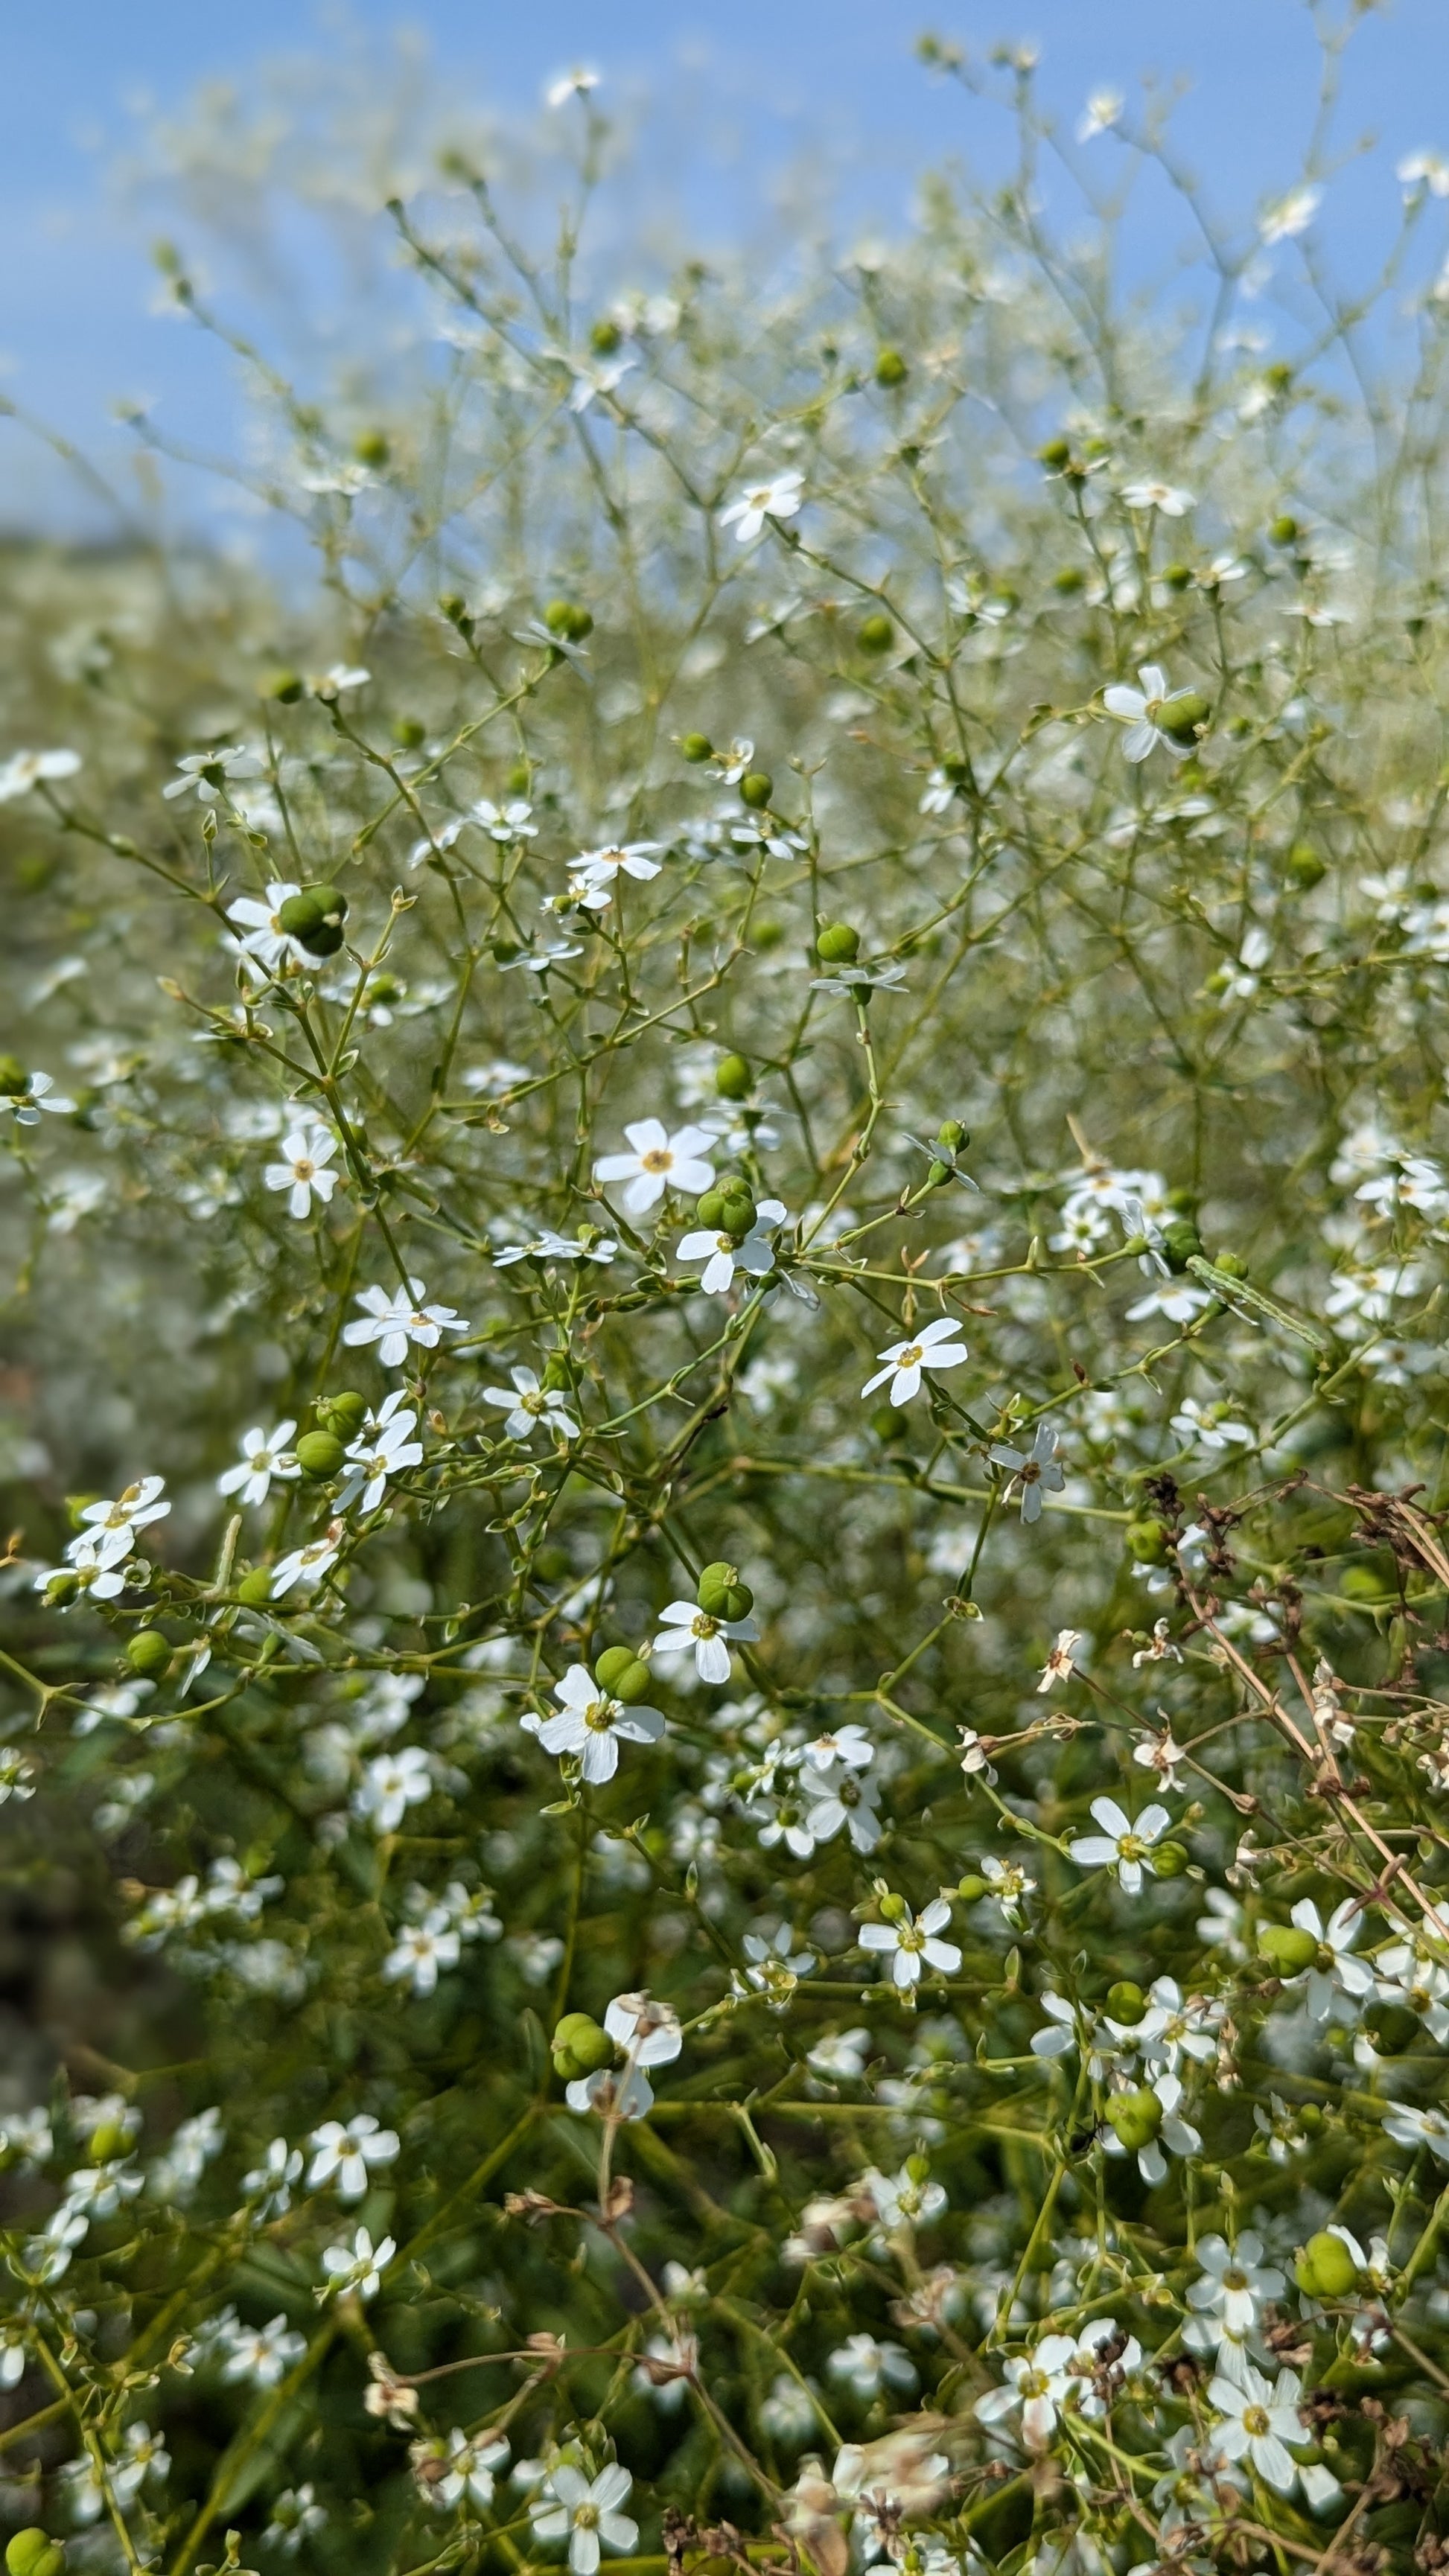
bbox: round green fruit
[815,921,861,964]
[544,599,593,642]
[1296,2229,1360,2300]
[1259,1923,1318,1976]
[874,348,908,387]
[1127,1520,1171,1565]
[1159,691,1210,742]
[392,716,427,750]
[739,771,774,809]
[858,613,895,653]
[1153,1843,1189,1878]
[260,668,304,704]
[295,1430,345,1480]
[594,1646,637,1693]
[1106,1981,1147,2024]
[680,732,713,763]
[1106,2088,1163,2152]
[316,1390,367,1437]
[125,1629,171,1678]
[235,1567,275,1607]
[7,2534,64,2576]
[1037,438,1072,470]
[695,1190,729,1229]
[354,429,390,467]
[955,1874,987,1903]
[88,2118,131,2163]
[278,886,348,957]
[590,318,623,354]
[715,1053,752,1100]
[0,1054,30,1097]
[552,2012,613,2079]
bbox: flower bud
[1106,1980,1147,2024]
[874,348,908,387]
[260,668,304,704]
[1106,2087,1162,2151]
[715,1053,752,1100]
[552,2011,614,2080]
[739,771,774,809]
[126,1630,171,1678]
[815,921,861,963]
[7,2534,65,2576]
[904,2152,931,2184]
[680,732,713,763]
[544,599,593,642]
[235,1567,275,1607]
[316,1390,367,1437]
[1258,1923,1318,1975]
[858,613,894,653]
[1295,2229,1359,2300]
[295,1430,345,1481]
[1152,1842,1189,1878]
[877,1892,908,1923]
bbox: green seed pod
[506,762,532,796]
[1284,841,1325,890]
[1270,513,1300,546]
[1127,1520,1171,1565]
[874,348,908,387]
[260,667,304,704]
[1295,2229,1360,2300]
[1259,1923,1318,1976]
[392,715,427,750]
[1160,1219,1204,1275]
[955,1874,988,1903]
[89,2117,131,2163]
[697,1560,739,1601]
[699,1579,753,1622]
[1363,2000,1419,2056]
[695,1189,729,1229]
[815,921,861,964]
[1051,566,1085,593]
[680,732,714,763]
[1037,437,1072,470]
[44,1571,80,1606]
[858,613,895,653]
[316,1390,368,1437]
[611,1659,654,1705]
[590,318,623,355]
[593,1646,637,1693]
[1211,1250,1249,1279]
[354,428,390,467]
[1161,562,1194,592]
[552,2011,614,2079]
[1106,1980,1147,2024]
[715,1053,752,1100]
[1152,1842,1189,1878]
[0,1053,30,1096]
[927,1159,950,1187]
[7,2533,64,2576]
[1106,2087,1163,2151]
[877,1891,908,1923]
[295,1429,345,1481]
[235,1567,275,1607]
[278,886,348,957]
[739,771,774,809]
[125,1629,171,1678]
[438,592,471,628]
[544,599,593,642]
[937,1119,966,1152]
[719,1194,757,1236]
[1159,691,1211,742]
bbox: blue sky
[5,0,1448,530]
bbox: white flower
[343,1278,469,1368]
[243,2138,303,2216]
[483,1366,579,1443]
[1187,2233,1285,2339]
[473,797,537,841]
[570,842,663,905]
[383,1914,461,1996]
[271,1522,345,1597]
[0,747,80,800]
[352,1744,433,1833]
[827,2333,918,2399]
[1283,1896,1375,2021]
[1069,1795,1173,1895]
[989,1422,1066,1522]
[167,745,263,803]
[1400,150,1449,199]
[1383,2101,1449,2161]
[264,1121,340,1220]
[1037,1629,1082,1692]
[432,2427,510,2508]
[308,2114,400,2202]
[859,1897,961,1990]
[719,471,804,544]
[1077,88,1123,140]
[337,1391,423,1512]
[801,1758,883,1854]
[1120,479,1194,515]
[218,1421,299,1507]
[529,2462,637,2575]
[1171,1397,1254,1453]
[652,1598,758,1684]
[73,1476,171,1568]
[1103,665,1203,762]
[1208,2363,1304,2492]
[605,1991,683,2067]
[1260,185,1321,243]
[526,1663,665,1785]
[219,2314,307,2387]
[975,2335,1078,2447]
[862,1313,968,1407]
[594,1118,716,1214]
[807,2028,871,2081]
[318,2224,394,2303]
[1132,1725,1186,1789]
[1,1069,75,1123]
[677,1199,787,1294]
[227,879,307,973]
[544,66,600,107]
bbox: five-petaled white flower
[483,1365,579,1443]
[337,1391,423,1513]
[719,471,804,544]
[165,745,263,803]
[308,2114,400,2202]
[862,1313,968,1408]
[343,1278,469,1369]
[652,1598,759,1684]
[1104,665,1201,762]
[1208,2363,1304,2492]
[544,66,600,107]
[264,1120,340,1220]
[990,1422,1066,1522]
[1120,479,1194,515]
[530,2462,638,2575]
[74,1476,171,1569]
[1,1068,75,1123]
[570,842,663,907]
[318,2224,393,2303]
[473,797,537,841]
[227,879,308,973]
[526,1663,666,1785]
[271,1522,345,1598]
[975,2336,1078,2448]
[1069,1795,1173,1895]
[352,1743,433,1833]
[859,1897,961,1989]
[217,1421,299,1507]
[677,1198,787,1295]
[594,1118,716,1214]
[431,2427,510,2509]
[0,747,80,801]
[1187,2233,1286,2340]
[383,1914,461,1997]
